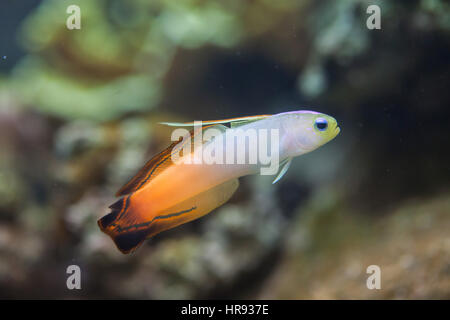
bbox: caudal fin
[98,196,148,254]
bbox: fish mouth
[334,125,341,136]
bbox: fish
[98,110,340,253]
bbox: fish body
[98,110,340,253]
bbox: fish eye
[314,118,328,131]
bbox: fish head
[283,110,340,156]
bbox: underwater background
[0,0,449,299]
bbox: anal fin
[144,178,239,239]
[99,179,239,254]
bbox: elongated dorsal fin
[159,114,271,127]
[116,124,226,197]
[272,157,292,184]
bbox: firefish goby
[98,110,340,253]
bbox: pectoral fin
[272,158,292,184]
